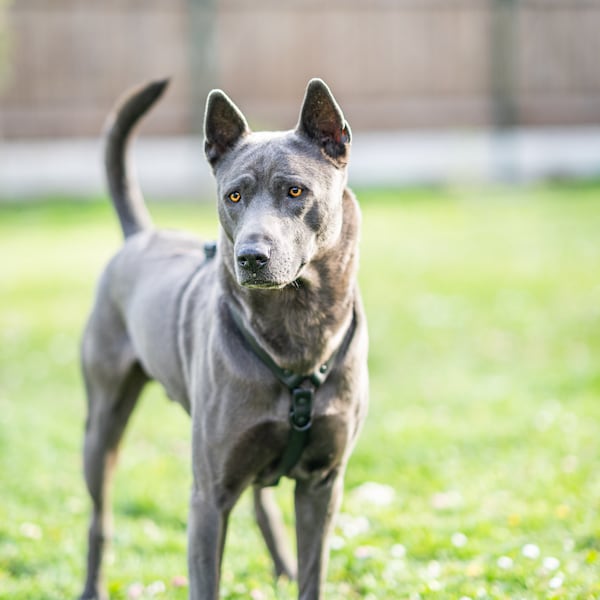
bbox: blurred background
[1,0,600,198]
[2,2,600,598]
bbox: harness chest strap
[227,303,356,487]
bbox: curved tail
[104,79,169,238]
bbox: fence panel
[0,0,598,137]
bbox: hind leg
[79,329,148,600]
[253,486,297,581]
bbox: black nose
[236,245,270,272]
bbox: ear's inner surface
[204,90,250,166]
[297,78,351,162]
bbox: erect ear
[296,78,351,164]
[204,90,250,167]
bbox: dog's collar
[227,302,356,487]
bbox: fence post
[490,0,520,181]
[188,0,218,136]
[490,0,518,128]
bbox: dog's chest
[220,411,350,490]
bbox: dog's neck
[220,189,360,374]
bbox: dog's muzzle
[236,243,278,287]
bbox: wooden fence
[1,0,599,138]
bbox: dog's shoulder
[101,228,209,307]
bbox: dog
[79,77,368,600]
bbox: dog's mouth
[238,262,307,291]
[236,269,289,289]
[241,279,286,290]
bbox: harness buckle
[290,387,314,432]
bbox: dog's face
[204,79,351,289]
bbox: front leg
[187,486,231,600]
[294,469,344,600]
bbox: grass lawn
[1,184,599,599]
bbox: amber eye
[228,191,241,203]
[288,186,303,198]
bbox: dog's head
[204,79,351,290]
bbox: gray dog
[79,78,368,600]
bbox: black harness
[227,299,355,487]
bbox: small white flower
[390,543,406,558]
[329,535,345,551]
[427,560,442,579]
[354,545,377,560]
[171,575,187,588]
[548,574,564,589]
[431,490,463,511]
[20,522,42,540]
[497,556,513,570]
[352,482,396,507]
[451,532,468,548]
[459,596,473,600]
[543,556,560,571]
[383,559,405,579]
[146,580,166,596]
[127,583,144,600]
[521,543,540,559]
[337,514,370,538]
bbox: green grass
[1,184,600,599]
